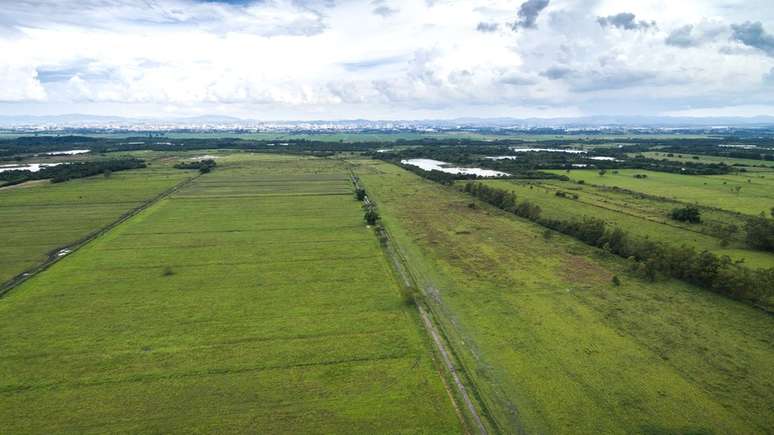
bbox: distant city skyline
[1,0,773,120]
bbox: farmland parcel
[353,159,774,434]
[0,155,461,434]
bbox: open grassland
[0,154,461,434]
[354,159,774,434]
[550,168,774,216]
[479,179,774,269]
[635,151,774,171]
[0,167,192,285]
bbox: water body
[0,163,61,173]
[45,149,90,156]
[510,148,587,154]
[401,159,510,177]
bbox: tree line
[462,181,774,311]
[0,158,146,186]
[174,159,217,173]
[351,176,379,225]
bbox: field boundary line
[529,182,741,239]
[351,169,493,435]
[0,173,201,298]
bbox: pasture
[0,154,461,434]
[635,151,774,171]
[354,159,774,434]
[550,168,774,216]
[0,166,192,285]
[480,178,774,269]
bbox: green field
[635,151,774,171]
[478,178,774,269]
[0,154,461,433]
[550,169,774,216]
[0,167,192,285]
[354,159,774,434]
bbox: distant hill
[1,114,773,129]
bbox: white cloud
[0,0,772,118]
[0,64,46,101]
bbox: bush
[175,159,216,172]
[671,206,702,224]
[745,216,774,252]
[364,207,379,225]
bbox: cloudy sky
[1,0,773,120]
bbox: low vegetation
[0,154,461,433]
[354,159,774,434]
[0,158,146,187]
[463,181,774,309]
[0,165,191,286]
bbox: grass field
[0,154,462,434]
[479,178,774,269]
[635,151,774,171]
[550,168,774,216]
[354,159,774,434]
[0,166,192,285]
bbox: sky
[1,0,774,120]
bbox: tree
[612,275,621,286]
[103,169,112,178]
[355,188,366,201]
[745,216,774,252]
[364,207,379,225]
[671,206,701,224]
[598,169,607,177]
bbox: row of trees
[462,182,542,220]
[174,159,216,173]
[462,181,774,310]
[352,177,380,225]
[0,158,146,186]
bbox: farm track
[377,222,491,435]
[352,171,492,435]
[0,173,200,298]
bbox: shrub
[671,206,702,224]
[745,216,774,252]
[364,207,379,225]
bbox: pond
[401,159,510,177]
[0,163,62,173]
[45,149,90,156]
[510,147,587,154]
